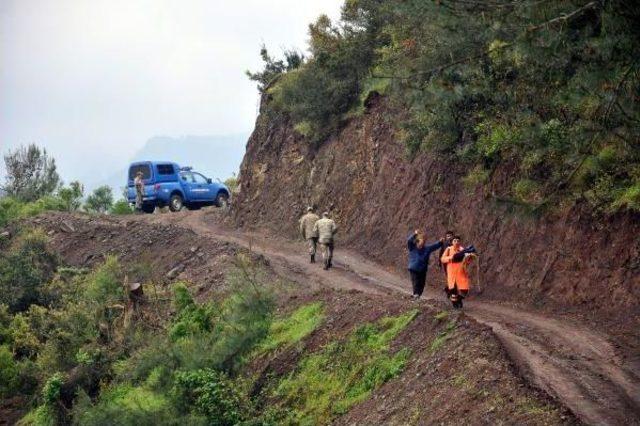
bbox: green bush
[84,185,114,214]
[169,283,215,341]
[0,344,19,397]
[462,166,490,191]
[42,372,65,404]
[57,181,84,211]
[513,179,542,204]
[116,262,275,386]
[18,372,67,426]
[267,13,379,145]
[18,405,56,426]
[9,313,41,358]
[612,182,640,212]
[110,199,133,215]
[0,304,11,344]
[173,369,249,425]
[83,256,124,306]
[0,197,66,228]
[475,121,522,161]
[0,229,58,312]
[73,385,175,426]
[223,176,239,194]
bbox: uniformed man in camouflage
[134,171,145,213]
[313,211,338,270]
[299,207,320,263]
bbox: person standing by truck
[313,212,338,270]
[134,171,145,213]
[299,207,320,263]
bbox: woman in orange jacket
[440,235,476,309]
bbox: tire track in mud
[136,210,640,426]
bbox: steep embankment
[3,212,574,425]
[233,95,640,331]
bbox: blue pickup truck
[127,161,230,213]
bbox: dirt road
[137,210,640,426]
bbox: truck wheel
[169,194,183,212]
[142,204,156,214]
[215,192,229,208]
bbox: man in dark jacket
[407,230,444,300]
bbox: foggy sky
[0,0,343,186]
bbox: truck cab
[127,161,230,213]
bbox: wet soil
[136,209,640,426]
[11,211,640,425]
[232,94,640,362]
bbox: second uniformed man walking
[299,207,320,263]
[313,212,338,270]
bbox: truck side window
[180,172,194,182]
[193,173,208,184]
[157,164,175,175]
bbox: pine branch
[371,41,512,80]
[369,0,603,81]
[603,62,637,124]
[526,1,601,32]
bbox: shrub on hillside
[0,230,58,312]
[110,199,133,215]
[172,369,249,425]
[0,196,66,228]
[57,181,84,212]
[223,176,238,194]
[246,45,304,92]
[72,385,176,426]
[0,344,19,397]
[2,144,60,202]
[84,186,114,214]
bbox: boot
[310,254,315,263]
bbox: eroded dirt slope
[12,212,577,426]
[233,95,640,332]
[140,209,639,425]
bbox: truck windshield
[129,164,151,180]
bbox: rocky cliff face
[233,94,640,320]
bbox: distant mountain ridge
[101,133,248,194]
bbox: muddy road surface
[129,209,639,426]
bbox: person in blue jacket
[407,230,444,300]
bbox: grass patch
[451,374,469,388]
[517,397,556,416]
[433,311,449,322]
[273,309,418,424]
[73,384,174,425]
[259,302,324,353]
[430,320,457,353]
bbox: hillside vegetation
[249,0,639,214]
[0,214,575,425]
[0,228,419,425]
